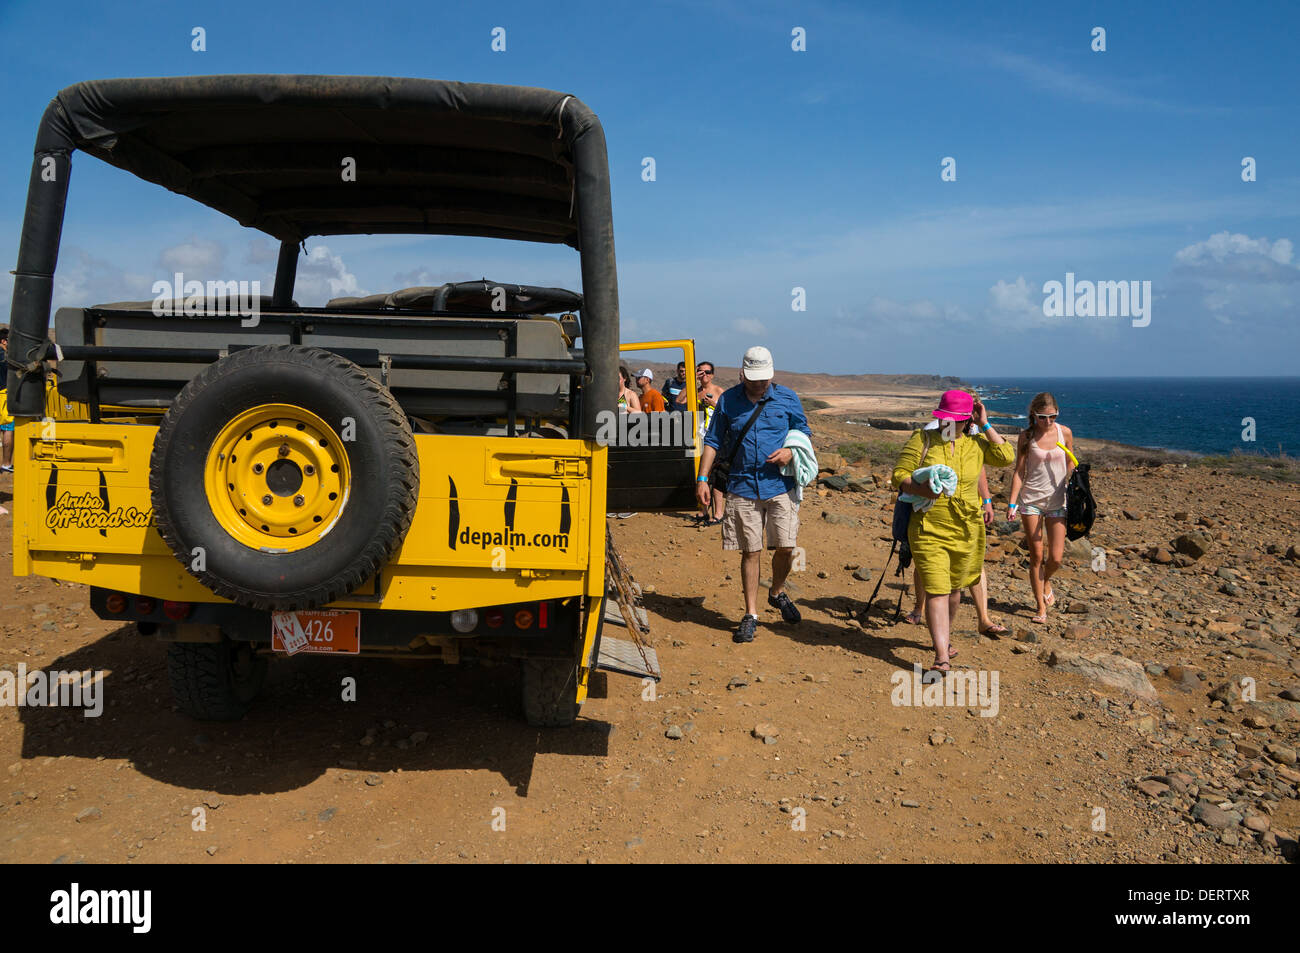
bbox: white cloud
[864,295,944,321]
[52,248,152,308]
[986,276,1040,317]
[1174,231,1297,272]
[1167,231,1300,328]
[731,317,767,336]
[982,51,1214,114]
[293,244,365,305]
[159,238,226,275]
[390,267,479,289]
[245,238,280,266]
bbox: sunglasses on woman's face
[1035,413,1058,420]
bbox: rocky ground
[1,416,1298,864]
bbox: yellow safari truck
[6,75,701,726]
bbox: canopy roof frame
[7,74,619,436]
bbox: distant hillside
[626,362,967,395]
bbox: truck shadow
[15,626,610,797]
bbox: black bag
[709,395,769,493]
[1065,462,1095,541]
[864,429,930,619]
[890,428,931,543]
[891,499,913,543]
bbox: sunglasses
[1034,413,1058,420]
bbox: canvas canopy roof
[7,74,620,432]
[40,74,590,245]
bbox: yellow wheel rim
[204,403,351,552]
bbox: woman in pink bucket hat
[891,390,1015,673]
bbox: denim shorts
[1021,503,1065,518]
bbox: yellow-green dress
[890,429,1016,595]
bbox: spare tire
[150,345,418,610]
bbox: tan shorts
[722,490,799,552]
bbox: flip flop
[903,611,924,625]
[1031,613,1048,624]
[979,623,1009,635]
[1044,589,1055,607]
[927,660,951,676]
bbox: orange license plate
[271,609,361,655]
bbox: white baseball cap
[637,368,654,381]
[741,346,774,381]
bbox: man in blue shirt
[696,346,812,643]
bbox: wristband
[983,498,992,505]
[697,475,709,482]
[1008,503,1018,510]
[980,422,992,432]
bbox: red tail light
[162,601,192,621]
[538,601,549,629]
[485,609,504,628]
[134,597,157,616]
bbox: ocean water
[969,378,1300,457]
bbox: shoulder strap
[723,394,770,468]
[890,427,931,507]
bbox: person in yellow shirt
[904,464,1007,636]
[891,390,1015,673]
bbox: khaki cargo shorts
[722,490,799,552]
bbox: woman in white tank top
[1007,393,1075,623]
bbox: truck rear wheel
[150,345,419,610]
[166,638,268,721]
[521,657,581,727]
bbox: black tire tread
[521,657,581,727]
[150,345,419,610]
[166,640,267,721]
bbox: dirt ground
[2,416,1298,864]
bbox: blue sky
[1,0,1297,376]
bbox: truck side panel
[14,422,606,612]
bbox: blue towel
[779,430,819,502]
[898,464,957,512]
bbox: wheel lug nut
[304,465,315,476]
[278,443,290,457]
[252,463,263,474]
[293,495,305,507]
[262,495,273,505]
